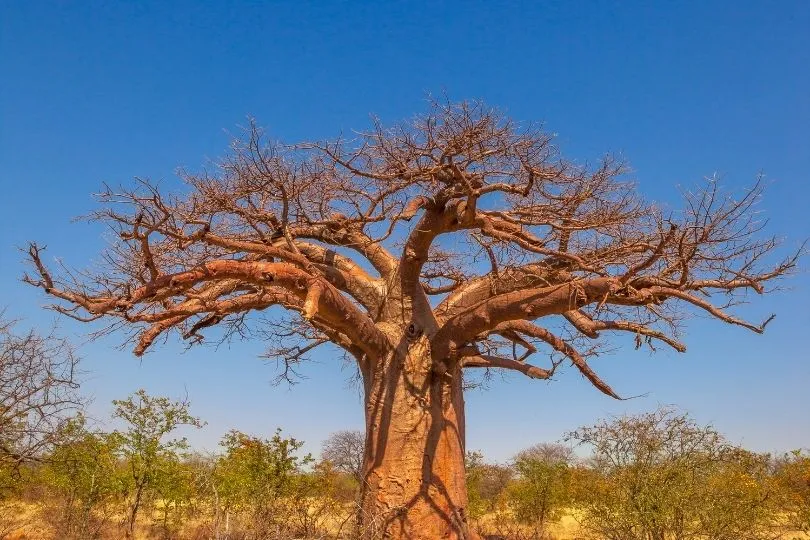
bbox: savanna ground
[2,404,808,540]
[2,502,809,540]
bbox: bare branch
[462,354,553,380]
[487,320,620,398]
[564,311,687,353]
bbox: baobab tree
[25,101,800,538]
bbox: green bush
[507,444,573,529]
[567,407,781,540]
[213,428,313,537]
[42,416,123,539]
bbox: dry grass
[0,501,52,540]
[1,500,808,540]
[473,507,809,540]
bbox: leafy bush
[213,428,313,537]
[42,416,122,539]
[567,407,781,540]
[507,444,573,529]
[111,389,204,538]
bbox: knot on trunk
[405,322,423,341]
[404,246,422,263]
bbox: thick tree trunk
[357,345,478,539]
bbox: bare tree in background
[24,100,801,539]
[322,430,365,483]
[0,315,82,484]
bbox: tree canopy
[24,100,800,397]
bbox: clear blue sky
[1,1,808,462]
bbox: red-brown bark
[359,344,473,539]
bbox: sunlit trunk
[357,346,477,539]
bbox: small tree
[568,407,780,540]
[465,451,489,520]
[150,453,197,538]
[0,315,84,535]
[111,389,203,538]
[289,459,356,538]
[0,316,82,487]
[465,451,513,523]
[178,452,219,532]
[696,448,779,540]
[507,444,573,531]
[42,416,123,539]
[321,429,365,484]
[214,428,312,537]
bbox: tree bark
[358,345,477,539]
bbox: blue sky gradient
[1,1,808,461]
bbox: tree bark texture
[358,343,475,539]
